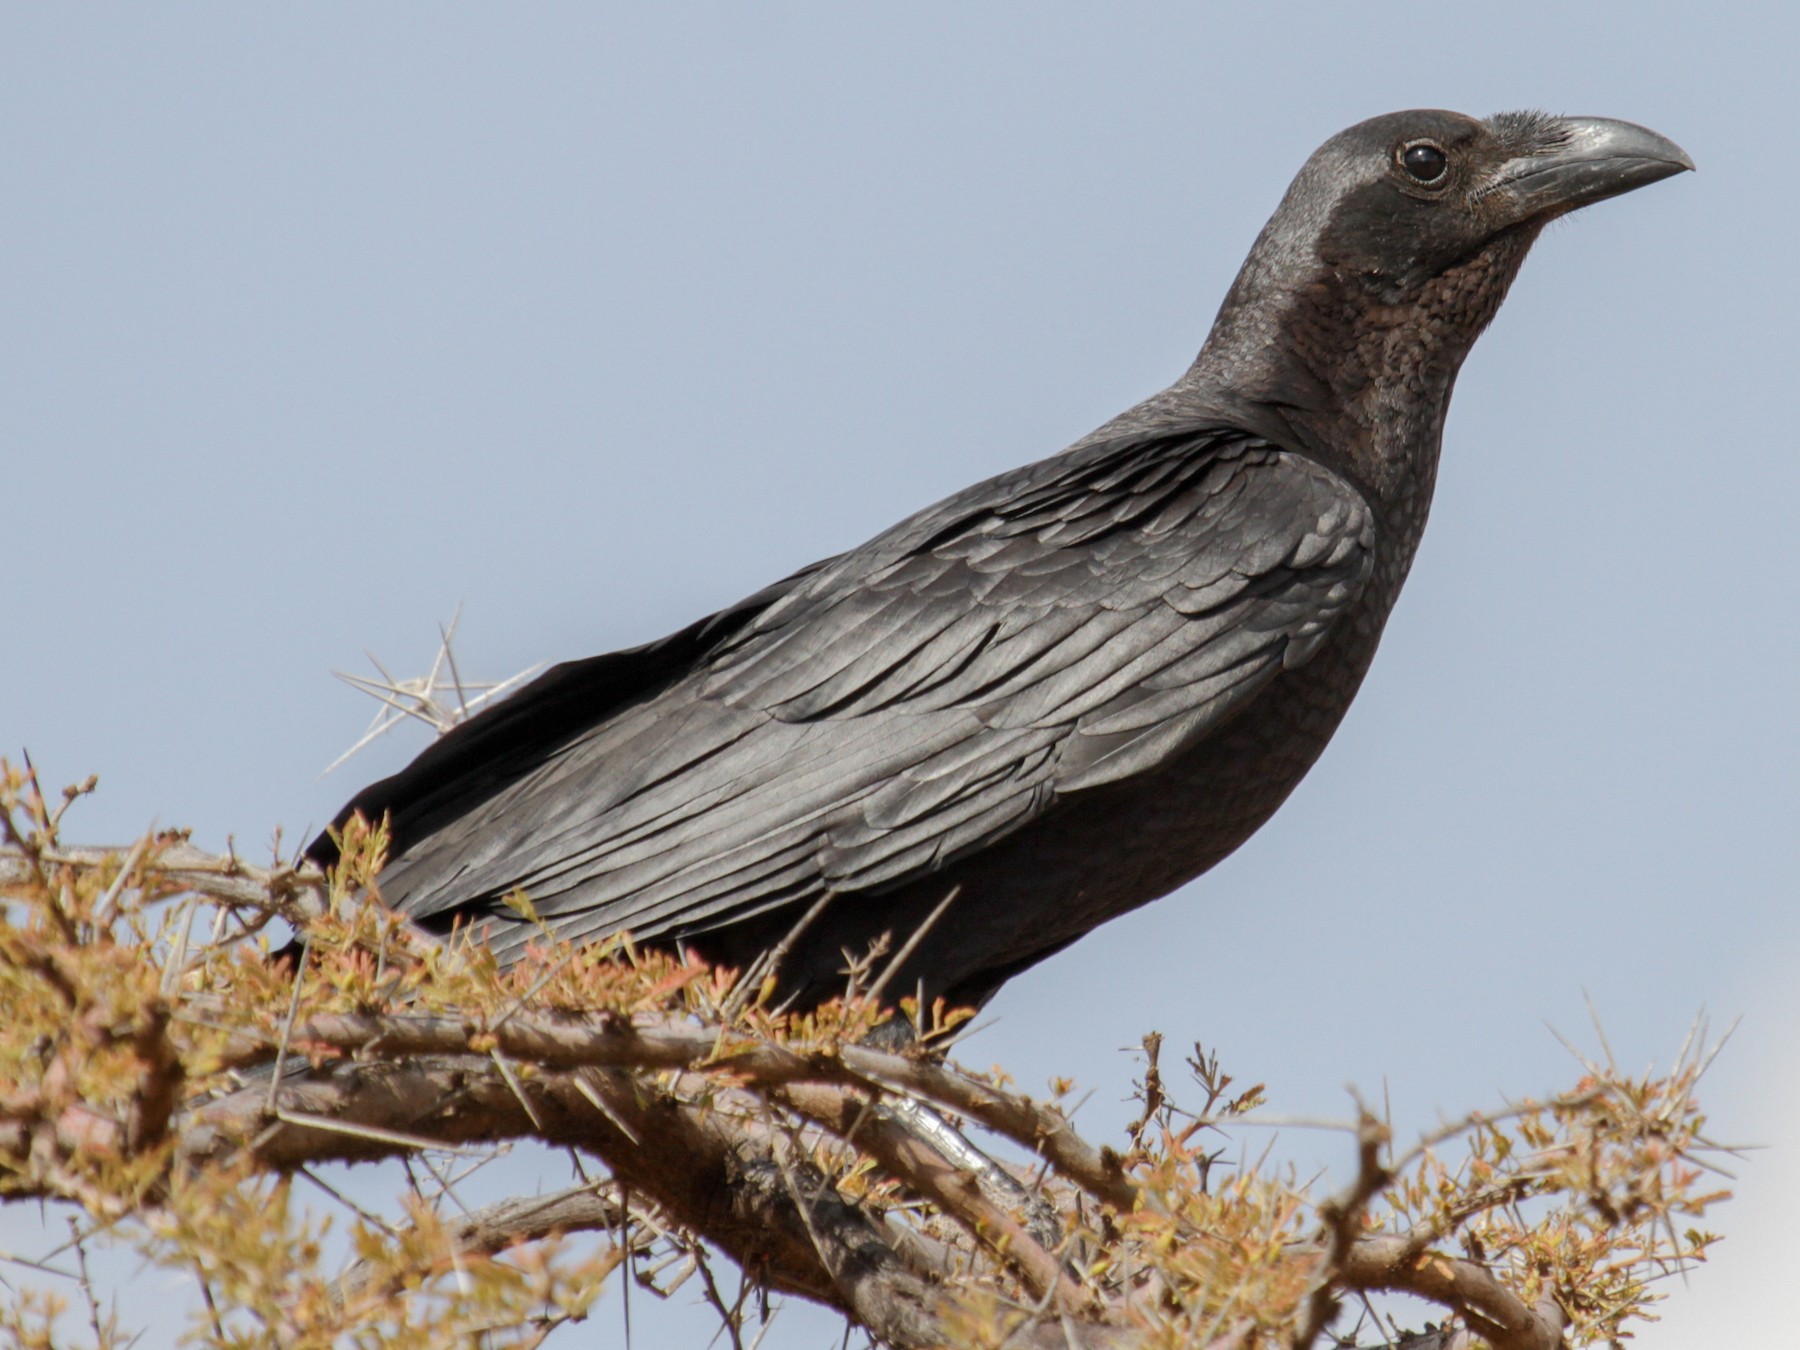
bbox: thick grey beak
[1496,116,1694,219]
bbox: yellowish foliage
[0,760,1728,1349]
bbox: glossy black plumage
[311,110,1689,1013]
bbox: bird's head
[1301,109,1694,297]
[1192,109,1692,465]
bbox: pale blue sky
[3,5,1793,1346]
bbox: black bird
[311,111,1689,1017]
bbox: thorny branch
[196,1008,1134,1212]
[0,772,1729,1349]
[0,840,327,928]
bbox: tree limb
[210,1010,1134,1211]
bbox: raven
[312,111,1689,1016]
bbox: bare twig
[865,885,960,1008]
[0,841,327,926]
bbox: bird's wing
[367,431,1375,955]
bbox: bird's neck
[1183,230,1538,531]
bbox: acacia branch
[190,1058,952,1335]
[333,1183,633,1305]
[1339,1236,1566,1350]
[210,1009,1134,1211]
[0,1014,1693,1350]
[0,842,327,926]
[1292,1110,1392,1347]
[182,1058,1484,1348]
[0,824,1724,1349]
[201,1045,1090,1323]
[768,1077,1090,1316]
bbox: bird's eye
[1399,141,1449,184]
